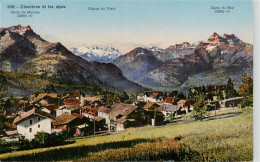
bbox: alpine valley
[0,25,143,96]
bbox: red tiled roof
[177,99,195,107]
[146,92,162,98]
[84,106,91,110]
[162,97,177,104]
[88,107,98,116]
[42,104,59,111]
[72,113,84,119]
[82,106,99,116]
[38,93,47,98]
[64,99,80,105]
[97,107,112,114]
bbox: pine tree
[225,78,237,99]
[238,74,253,106]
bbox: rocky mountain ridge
[113,33,253,92]
[0,25,143,93]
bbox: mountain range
[0,25,143,95]
[113,32,253,92]
[70,46,122,63]
[0,25,253,95]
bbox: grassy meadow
[0,107,253,161]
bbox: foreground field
[0,108,253,161]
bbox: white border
[254,0,260,161]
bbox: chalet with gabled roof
[13,108,55,140]
[108,103,144,131]
[52,114,78,132]
[177,99,196,113]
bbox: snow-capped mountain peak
[149,46,163,51]
[70,46,122,63]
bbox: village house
[177,99,196,114]
[206,85,227,99]
[0,122,18,141]
[97,106,112,126]
[56,106,72,117]
[161,104,181,118]
[84,96,102,105]
[142,102,164,125]
[64,98,80,106]
[13,108,54,140]
[142,102,161,111]
[108,103,144,131]
[62,98,81,114]
[52,113,84,133]
[142,92,164,103]
[63,92,85,106]
[80,106,106,133]
[82,106,99,119]
[41,104,58,116]
[220,97,244,108]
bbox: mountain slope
[113,47,163,81]
[0,25,143,93]
[0,27,36,71]
[113,33,253,92]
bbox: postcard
[0,0,253,161]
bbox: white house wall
[98,112,110,125]
[116,123,125,131]
[56,108,71,117]
[17,115,51,140]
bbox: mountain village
[0,25,253,160]
[0,81,245,141]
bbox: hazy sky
[0,0,253,53]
